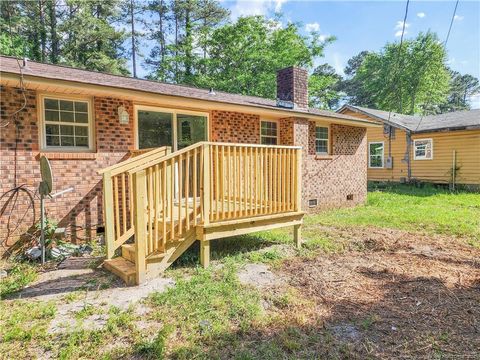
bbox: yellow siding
[366,125,409,181]
[411,130,480,185]
[341,109,480,185]
[342,109,409,181]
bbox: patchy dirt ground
[237,263,285,289]
[278,226,480,358]
[8,256,174,335]
[3,224,479,359]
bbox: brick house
[0,56,378,257]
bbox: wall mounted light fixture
[118,106,129,124]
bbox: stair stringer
[144,228,197,281]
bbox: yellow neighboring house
[338,105,480,188]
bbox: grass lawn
[308,184,480,243]
[1,184,479,359]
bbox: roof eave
[338,104,413,132]
[413,125,480,134]
[1,71,380,128]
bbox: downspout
[405,130,412,182]
[388,126,393,180]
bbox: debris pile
[25,243,93,262]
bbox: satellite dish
[39,156,53,195]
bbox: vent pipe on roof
[208,88,216,95]
[22,57,28,69]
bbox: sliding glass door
[137,110,173,149]
[136,107,208,150]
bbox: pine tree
[145,0,228,84]
[0,1,26,57]
[61,0,129,75]
[144,0,171,81]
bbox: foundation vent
[308,199,318,207]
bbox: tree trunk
[159,0,165,62]
[39,0,47,62]
[130,0,137,77]
[175,12,179,82]
[185,6,192,78]
[48,0,59,63]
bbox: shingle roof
[338,105,480,133]
[0,56,373,124]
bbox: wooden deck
[100,142,304,285]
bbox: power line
[386,0,410,124]
[382,0,410,168]
[414,0,460,131]
[444,0,459,46]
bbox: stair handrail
[99,146,171,176]
[128,142,208,175]
[101,146,171,259]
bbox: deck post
[103,171,115,259]
[134,169,147,284]
[202,144,211,225]
[293,224,302,248]
[200,240,210,268]
[295,148,302,212]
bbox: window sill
[314,154,333,160]
[37,152,97,160]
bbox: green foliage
[0,262,38,299]
[309,63,343,109]
[0,32,27,57]
[339,50,375,107]
[441,70,480,112]
[149,262,261,351]
[190,15,331,98]
[0,0,129,74]
[355,32,450,114]
[35,217,57,248]
[134,326,172,359]
[60,0,129,74]
[146,0,229,83]
[0,300,55,359]
[310,183,480,242]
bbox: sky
[136,0,480,108]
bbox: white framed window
[369,142,384,168]
[315,126,329,154]
[413,139,433,160]
[260,120,278,145]
[39,95,93,151]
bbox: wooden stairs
[100,142,304,285]
[104,228,197,285]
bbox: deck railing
[99,146,171,259]
[130,143,204,257]
[208,143,302,222]
[102,142,302,280]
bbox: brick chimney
[276,66,309,109]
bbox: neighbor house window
[315,126,329,154]
[369,142,384,168]
[260,120,278,145]
[414,139,433,160]
[42,96,92,150]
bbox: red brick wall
[0,86,134,255]
[210,110,260,143]
[1,87,367,254]
[305,124,367,211]
[279,117,367,211]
